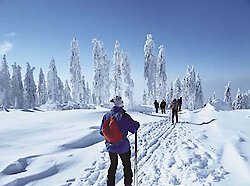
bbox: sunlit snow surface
[0,102,249,186]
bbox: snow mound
[2,158,28,175]
[61,130,104,149]
[208,99,233,111]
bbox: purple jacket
[100,106,140,153]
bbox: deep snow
[0,102,249,186]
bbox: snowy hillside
[0,103,250,186]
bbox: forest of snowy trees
[0,35,249,110]
[0,37,135,109]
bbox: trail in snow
[71,115,228,186]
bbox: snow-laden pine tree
[241,91,249,109]
[121,51,134,105]
[23,62,36,108]
[156,45,167,100]
[64,80,71,103]
[144,34,157,103]
[143,90,147,105]
[248,90,250,109]
[80,76,86,104]
[70,38,82,104]
[233,88,242,109]
[102,44,111,104]
[182,66,196,110]
[38,68,47,106]
[47,58,59,103]
[11,62,24,109]
[85,82,91,104]
[173,76,182,99]
[213,92,216,100]
[92,39,110,105]
[223,81,232,106]
[0,55,11,108]
[58,77,64,104]
[166,83,173,107]
[194,73,204,109]
[182,77,187,107]
[113,40,123,97]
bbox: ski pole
[134,132,138,186]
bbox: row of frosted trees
[92,39,134,105]
[169,66,204,110]
[223,81,250,109]
[0,38,134,109]
[143,34,204,110]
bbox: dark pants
[107,150,133,186]
[155,107,159,113]
[178,105,182,111]
[172,109,178,123]
[161,107,166,114]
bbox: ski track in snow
[71,116,228,186]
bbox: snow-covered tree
[182,66,196,110]
[194,73,204,109]
[223,81,232,106]
[156,45,167,100]
[241,91,249,109]
[23,62,36,108]
[213,92,216,100]
[113,40,122,97]
[80,76,86,104]
[92,39,110,105]
[70,38,82,103]
[37,68,47,106]
[85,82,91,104]
[173,76,182,99]
[121,51,134,105]
[58,77,64,104]
[143,90,147,105]
[0,55,11,108]
[233,88,242,109]
[63,80,71,103]
[47,58,59,102]
[248,90,250,109]
[166,82,173,107]
[144,34,157,103]
[11,62,24,109]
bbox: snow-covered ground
[0,102,249,186]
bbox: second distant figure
[177,97,182,111]
[160,99,166,114]
[154,100,159,113]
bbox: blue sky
[0,0,250,102]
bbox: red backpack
[102,115,124,144]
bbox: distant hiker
[170,99,179,123]
[160,99,166,114]
[100,96,140,186]
[177,97,182,111]
[154,100,159,113]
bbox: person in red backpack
[100,96,140,186]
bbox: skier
[177,97,182,111]
[154,100,159,113]
[170,98,179,123]
[160,99,166,114]
[100,96,140,186]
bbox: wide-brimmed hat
[110,96,124,107]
